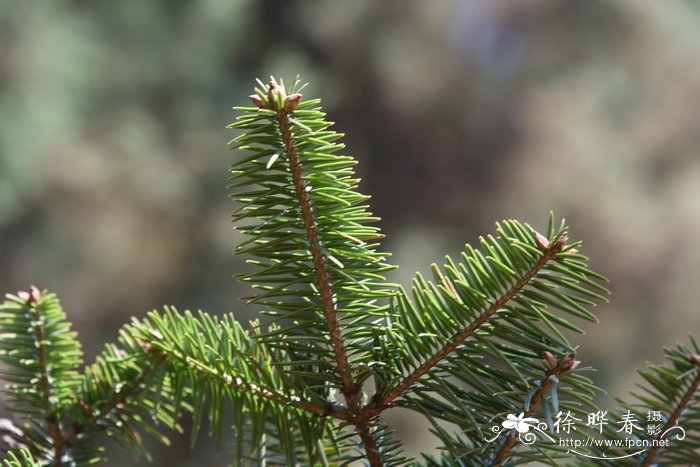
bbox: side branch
[641,358,700,466]
[193,358,349,420]
[65,356,160,445]
[367,247,556,413]
[159,345,350,421]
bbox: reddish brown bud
[29,285,41,304]
[552,233,569,253]
[136,338,156,354]
[267,81,282,106]
[543,351,558,370]
[17,285,41,305]
[284,93,302,112]
[535,231,550,251]
[560,353,580,372]
[249,94,268,109]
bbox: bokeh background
[1,0,699,465]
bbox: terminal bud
[284,93,302,112]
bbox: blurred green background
[1,0,699,465]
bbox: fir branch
[163,342,348,421]
[588,339,700,465]
[640,354,700,466]
[267,83,385,465]
[230,78,397,463]
[66,356,160,444]
[270,82,356,405]
[369,235,564,413]
[7,77,698,466]
[127,306,352,463]
[0,288,83,464]
[25,292,65,464]
[2,449,40,467]
[366,219,606,464]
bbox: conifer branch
[184,352,350,420]
[271,84,357,406]
[3,449,40,467]
[640,355,700,466]
[131,309,351,421]
[232,78,396,463]
[8,77,698,466]
[66,357,160,446]
[368,237,563,413]
[25,293,64,465]
[266,81,383,461]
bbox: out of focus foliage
[1,1,699,464]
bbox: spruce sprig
[0,77,697,466]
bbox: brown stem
[185,356,350,421]
[640,367,700,466]
[28,301,63,466]
[70,359,158,436]
[274,109,356,402]
[356,419,382,467]
[365,248,555,415]
[273,99,377,461]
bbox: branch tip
[535,230,568,253]
[559,352,580,372]
[552,233,569,253]
[17,285,41,305]
[542,351,580,372]
[268,80,284,108]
